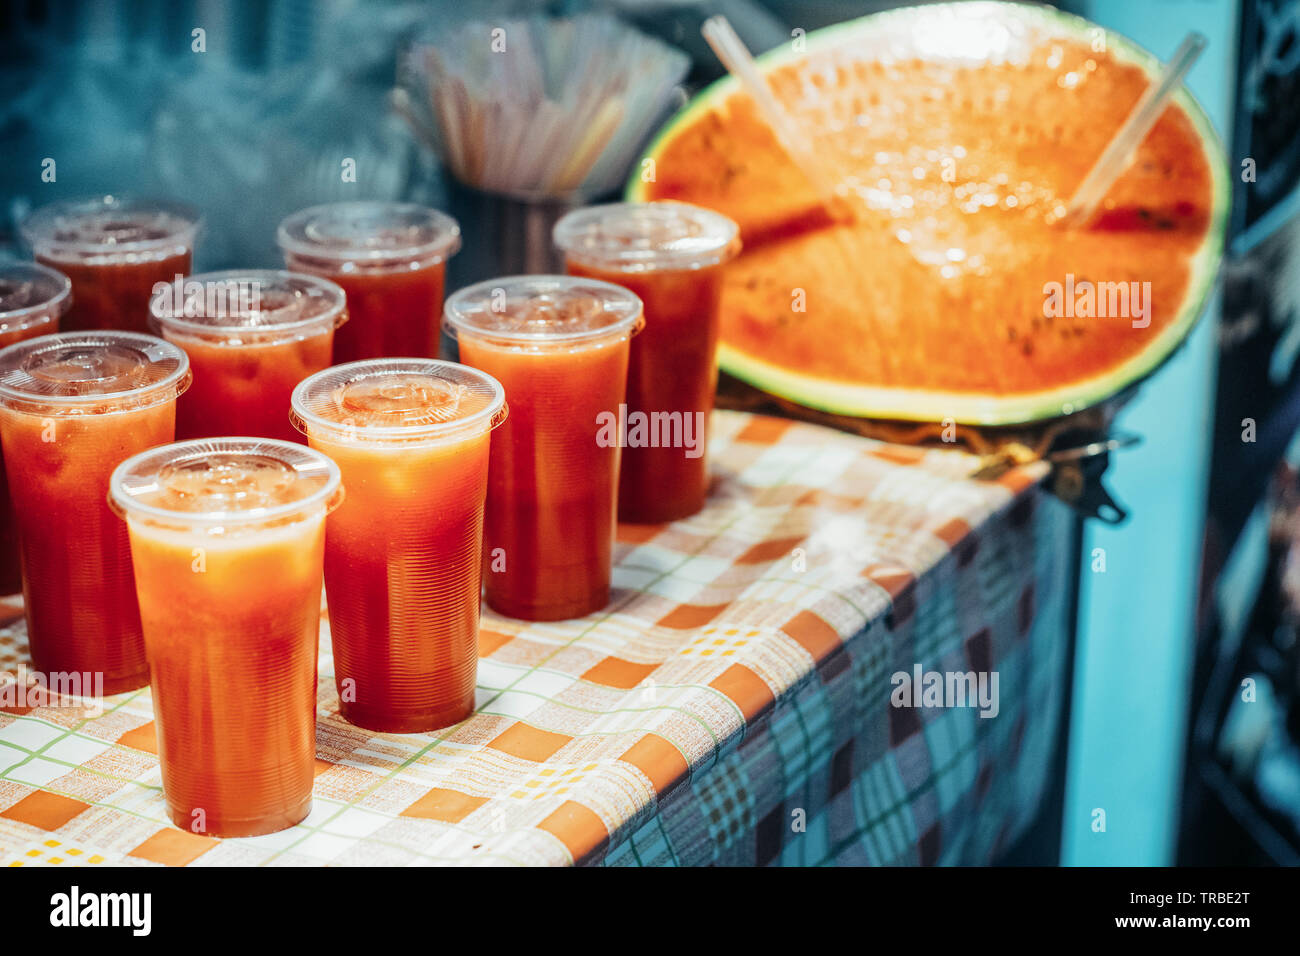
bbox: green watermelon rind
[627,1,1230,426]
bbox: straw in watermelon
[1064,31,1207,225]
[701,15,847,216]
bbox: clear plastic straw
[402,14,686,198]
[1065,32,1206,225]
[699,15,891,378]
[700,15,842,210]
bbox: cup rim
[276,201,462,267]
[443,274,645,347]
[0,330,191,413]
[20,195,202,261]
[0,262,73,334]
[148,269,348,341]
[553,200,741,272]
[290,358,507,445]
[108,436,344,529]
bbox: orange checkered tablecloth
[0,410,1071,866]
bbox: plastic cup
[20,196,201,334]
[291,359,506,732]
[0,331,189,693]
[0,264,72,594]
[277,202,461,364]
[150,270,347,443]
[445,276,643,621]
[554,201,740,523]
[110,438,342,837]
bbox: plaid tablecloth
[0,410,1070,867]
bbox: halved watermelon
[630,1,1229,425]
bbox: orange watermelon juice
[446,276,642,621]
[278,202,460,364]
[555,203,739,523]
[292,360,505,733]
[151,271,347,443]
[0,264,70,593]
[110,439,341,836]
[310,265,447,363]
[44,252,192,335]
[0,333,189,694]
[21,197,199,335]
[173,334,334,442]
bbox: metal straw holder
[439,179,582,360]
[444,178,577,293]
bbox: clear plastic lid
[150,270,347,343]
[443,275,644,348]
[0,331,190,414]
[20,196,201,265]
[291,359,506,444]
[277,202,461,271]
[109,437,343,529]
[553,201,741,272]
[0,262,72,336]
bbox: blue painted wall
[1063,0,1239,866]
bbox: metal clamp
[1046,431,1142,524]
